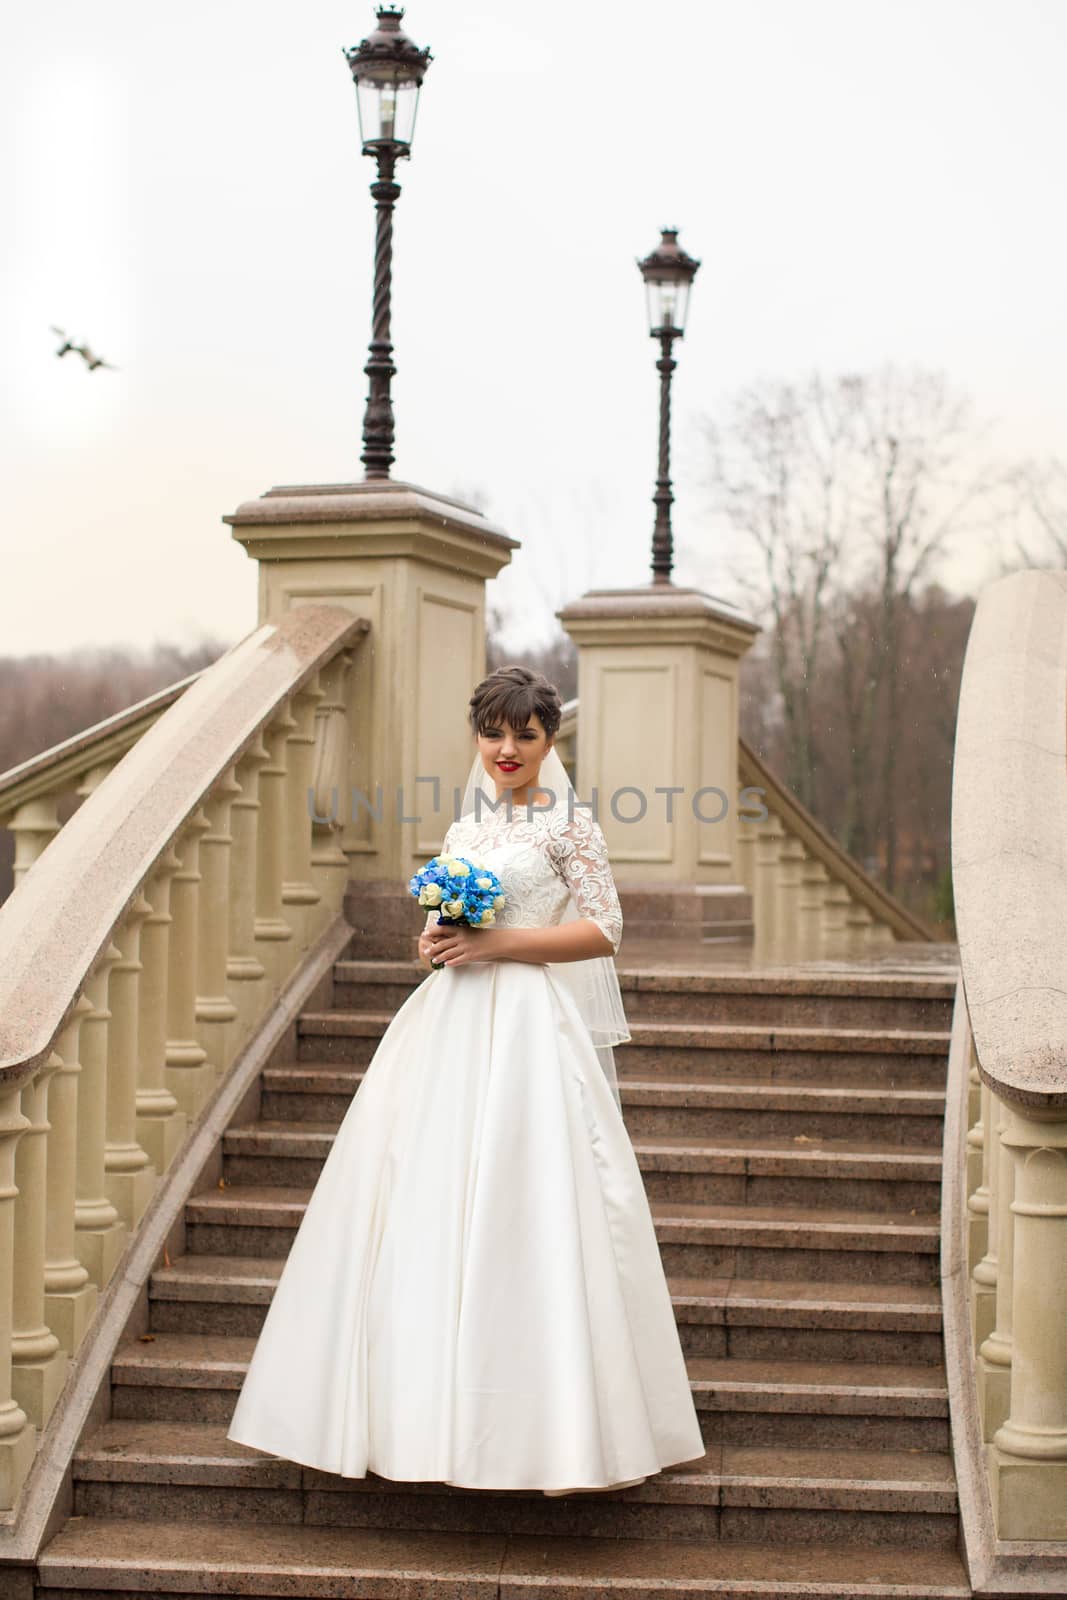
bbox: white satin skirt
[227,958,705,1490]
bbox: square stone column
[225,482,518,887]
[557,585,759,890]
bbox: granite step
[331,958,957,1033]
[263,1058,948,1135]
[70,1420,958,1546]
[295,1010,951,1088]
[614,970,956,1030]
[108,1334,949,1451]
[147,1256,943,1363]
[222,1119,942,1210]
[183,1186,940,1285]
[37,1516,971,1597]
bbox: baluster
[0,1086,33,1510]
[136,851,187,1173]
[254,712,294,987]
[821,879,852,960]
[796,853,831,961]
[104,894,156,1227]
[165,812,215,1121]
[227,745,269,1055]
[74,760,116,806]
[965,1043,988,1273]
[74,948,127,1287]
[196,778,240,1082]
[751,815,785,965]
[845,897,875,955]
[989,1109,1067,1538]
[776,838,807,963]
[8,796,61,883]
[978,1091,1015,1439]
[11,1054,67,1425]
[44,997,98,1354]
[310,651,354,921]
[971,1079,997,1350]
[282,683,324,955]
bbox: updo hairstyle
[468,664,562,741]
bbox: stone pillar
[989,1106,1067,1538]
[104,895,157,1228]
[978,1093,1014,1439]
[0,1086,34,1510]
[136,852,187,1174]
[226,746,269,1056]
[74,950,127,1288]
[224,481,518,887]
[557,586,759,894]
[11,1054,67,1426]
[44,997,99,1354]
[281,683,323,955]
[165,814,215,1122]
[195,778,240,1080]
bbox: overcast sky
[4,0,1065,658]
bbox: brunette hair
[468,664,562,740]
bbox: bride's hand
[423,923,498,967]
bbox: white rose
[418,884,443,907]
[493,894,505,909]
[479,908,496,925]
[444,898,465,918]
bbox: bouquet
[408,853,506,969]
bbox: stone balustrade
[0,604,366,1513]
[946,567,1067,1584]
[556,700,931,961]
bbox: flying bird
[49,326,119,371]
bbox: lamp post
[343,6,432,481]
[637,228,700,585]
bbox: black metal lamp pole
[343,7,432,481]
[637,228,700,585]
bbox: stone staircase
[35,951,972,1599]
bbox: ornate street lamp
[343,7,432,480]
[637,227,700,585]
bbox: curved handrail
[0,674,202,821]
[0,605,367,1093]
[951,568,1067,1110]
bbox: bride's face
[477,714,555,799]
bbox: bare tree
[705,365,1000,893]
[1002,456,1067,567]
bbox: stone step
[257,1066,947,1144]
[70,1420,958,1547]
[222,1119,942,1211]
[618,1021,949,1087]
[183,1186,940,1285]
[36,1516,972,1598]
[332,958,957,1033]
[615,970,957,1030]
[148,1255,943,1364]
[108,1334,949,1454]
[295,1010,951,1089]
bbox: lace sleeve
[545,810,624,955]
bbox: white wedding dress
[227,803,705,1491]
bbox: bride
[227,663,705,1494]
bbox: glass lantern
[638,228,701,335]
[344,6,432,155]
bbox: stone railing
[947,567,1067,1582]
[0,604,366,1524]
[556,700,933,958]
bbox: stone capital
[225,480,518,582]
[557,585,759,657]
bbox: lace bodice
[429,806,624,954]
